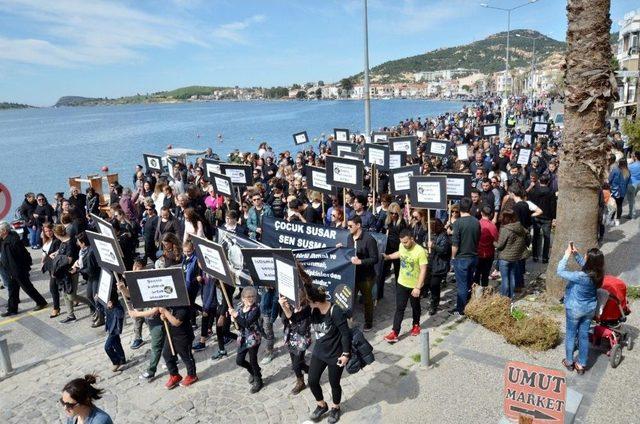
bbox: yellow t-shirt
[398,243,428,289]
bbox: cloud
[370,0,472,34]
[211,14,266,45]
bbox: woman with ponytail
[60,374,113,423]
[557,243,603,375]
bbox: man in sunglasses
[346,216,378,331]
[246,192,273,241]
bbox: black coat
[428,232,452,276]
[0,231,32,279]
[347,230,379,279]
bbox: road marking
[0,308,47,326]
[15,313,80,350]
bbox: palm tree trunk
[546,0,616,298]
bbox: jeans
[532,218,552,261]
[27,226,41,248]
[423,273,444,310]
[262,316,275,354]
[85,276,99,313]
[147,324,166,374]
[63,275,91,316]
[392,284,421,333]
[627,183,638,217]
[308,355,345,405]
[565,307,596,366]
[104,334,126,365]
[499,260,518,299]
[355,275,374,326]
[452,256,478,314]
[474,256,494,287]
[515,258,526,289]
[133,316,145,340]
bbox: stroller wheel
[610,344,623,368]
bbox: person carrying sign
[159,305,198,389]
[230,286,265,393]
[382,229,428,343]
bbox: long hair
[582,248,604,288]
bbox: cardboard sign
[203,158,222,179]
[389,136,417,157]
[333,141,356,158]
[191,235,234,287]
[217,227,265,286]
[504,361,566,423]
[517,149,532,166]
[96,269,113,307]
[143,153,163,172]
[389,151,407,169]
[481,124,499,137]
[456,144,469,161]
[91,213,117,241]
[427,139,449,157]
[333,128,350,142]
[339,151,363,162]
[305,166,335,195]
[293,131,309,145]
[524,134,532,145]
[365,144,390,170]
[389,164,420,196]
[371,131,390,143]
[409,175,447,209]
[124,267,190,309]
[273,250,300,308]
[326,155,364,191]
[86,230,126,274]
[241,248,280,286]
[432,172,472,201]
[220,163,252,186]
[210,172,233,197]
[532,122,549,135]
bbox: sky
[0,0,637,106]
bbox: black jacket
[41,238,61,274]
[19,199,37,226]
[428,232,452,276]
[347,230,379,279]
[0,231,32,279]
[79,247,101,281]
[528,186,557,220]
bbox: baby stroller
[589,275,633,368]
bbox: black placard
[389,151,407,168]
[365,144,390,170]
[241,248,290,287]
[217,227,266,286]
[203,159,222,179]
[333,128,350,142]
[191,235,234,287]
[124,267,190,309]
[389,136,417,157]
[531,122,549,135]
[220,163,252,186]
[371,131,390,144]
[333,141,356,158]
[86,230,126,274]
[305,166,336,196]
[273,250,300,308]
[143,153,163,172]
[209,172,233,197]
[325,155,364,191]
[409,175,447,210]
[481,124,499,137]
[431,172,472,201]
[339,151,363,162]
[426,139,450,157]
[293,131,309,145]
[389,164,420,196]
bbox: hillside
[54,86,230,107]
[348,29,565,83]
[0,102,33,110]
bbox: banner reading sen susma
[261,216,350,249]
[293,247,356,310]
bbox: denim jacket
[556,253,597,312]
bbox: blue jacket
[247,204,273,240]
[629,161,640,186]
[182,253,201,294]
[608,166,630,199]
[556,253,597,313]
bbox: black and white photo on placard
[305,166,335,195]
[220,163,252,186]
[532,122,549,134]
[371,131,389,143]
[517,148,532,166]
[339,151,363,162]
[143,153,163,172]
[481,124,499,137]
[389,164,420,195]
[389,136,417,157]
[409,175,447,210]
[293,131,309,145]
[389,151,406,169]
[273,250,300,308]
[456,144,469,161]
[203,158,222,179]
[124,267,190,309]
[96,269,113,307]
[333,128,350,142]
[85,230,125,274]
[210,172,233,197]
[325,155,364,191]
[427,139,449,157]
[432,172,472,200]
[333,141,356,158]
[364,144,389,169]
[191,235,234,287]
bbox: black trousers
[615,196,624,219]
[532,218,552,261]
[162,336,196,377]
[290,350,309,378]
[392,284,421,333]
[236,345,261,378]
[49,275,60,310]
[308,355,344,405]
[474,257,494,287]
[6,274,46,313]
[85,276,99,313]
[423,273,444,309]
[376,258,400,300]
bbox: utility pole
[363,0,371,136]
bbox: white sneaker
[260,354,273,365]
[615,219,620,226]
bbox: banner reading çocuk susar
[261,216,350,249]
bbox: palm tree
[546,0,618,298]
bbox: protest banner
[209,172,233,197]
[409,175,447,210]
[389,164,420,196]
[333,128,350,142]
[432,172,472,201]
[333,141,356,158]
[389,136,417,157]
[504,361,566,423]
[371,131,390,143]
[481,124,499,137]
[273,250,300,307]
[203,158,222,179]
[389,151,407,169]
[532,122,550,135]
[191,235,234,287]
[293,247,356,310]
[293,131,309,145]
[365,144,389,170]
[143,153,162,172]
[220,163,252,186]
[217,227,265,286]
[517,149,532,166]
[456,144,470,161]
[305,166,336,196]
[261,216,350,249]
[326,155,364,192]
[96,269,113,307]
[86,230,126,274]
[426,139,450,157]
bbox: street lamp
[363,0,371,137]
[516,33,543,101]
[480,0,539,97]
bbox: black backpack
[346,326,375,374]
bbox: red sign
[0,183,11,220]
[504,361,566,423]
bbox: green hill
[0,102,33,110]
[348,29,566,83]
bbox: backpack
[346,326,375,374]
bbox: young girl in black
[230,286,264,393]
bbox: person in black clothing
[425,218,452,315]
[40,223,62,318]
[305,281,351,424]
[266,181,287,219]
[141,201,159,264]
[230,286,264,393]
[20,192,39,249]
[75,232,104,328]
[68,186,87,213]
[528,174,557,263]
[509,184,541,289]
[154,206,180,245]
[346,215,378,331]
[112,207,136,271]
[34,193,55,236]
[0,222,48,316]
[376,202,405,300]
[86,187,101,216]
[451,198,480,315]
[160,305,198,389]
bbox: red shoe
[165,374,182,390]
[410,324,421,337]
[383,330,399,343]
[180,375,198,387]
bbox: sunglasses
[389,212,399,216]
[347,225,356,229]
[59,398,78,409]
[252,198,261,202]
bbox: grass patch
[410,353,421,363]
[434,337,444,344]
[628,286,640,300]
[399,369,408,377]
[511,307,526,321]
[445,324,458,331]
[548,303,565,313]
